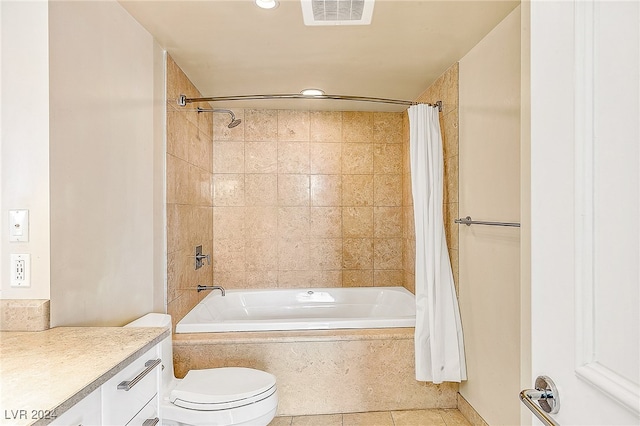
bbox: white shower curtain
[408,104,467,383]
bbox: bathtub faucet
[196,285,225,296]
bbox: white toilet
[126,313,278,426]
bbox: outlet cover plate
[10,253,31,287]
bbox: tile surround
[163,57,472,426]
[165,54,460,328]
[211,108,405,290]
[166,55,214,326]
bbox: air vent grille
[313,0,364,21]
[301,0,374,26]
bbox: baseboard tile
[457,393,490,426]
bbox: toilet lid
[170,367,277,411]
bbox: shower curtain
[408,104,467,383]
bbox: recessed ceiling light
[255,0,279,9]
[301,88,325,96]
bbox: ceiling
[119,0,519,111]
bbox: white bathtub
[175,286,416,333]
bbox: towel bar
[455,216,520,228]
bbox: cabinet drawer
[126,395,159,426]
[102,345,160,425]
[50,387,101,426]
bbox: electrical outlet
[10,254,30,287]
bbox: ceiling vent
[301,0,375,26]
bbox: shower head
[197,107,242,129]
[227,117,242,128]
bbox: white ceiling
[119,0,520,111]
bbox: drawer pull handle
[117,359,161,391]
[142,418,159,426]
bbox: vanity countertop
[0,326,169,425]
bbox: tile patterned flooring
[269,409,472,426]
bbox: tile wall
[403,63,460,293]
[211,109,405,289]
[165,55,459,324]
[166,55,214,325]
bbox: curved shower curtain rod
[177,94,443,112]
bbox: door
[529,1,639,425]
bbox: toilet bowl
[126,313,278,426]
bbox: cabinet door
[50,388,101,426]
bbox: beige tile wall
[211,109,405,289]
[403,63,460,293]
[166,55,214,325]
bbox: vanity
[0,326,169,425]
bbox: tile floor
[269,409,472,426]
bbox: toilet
[126,313,278,426]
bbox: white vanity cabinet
[0,327,168,426]
[102,344,161,425]
[50,342,162,426]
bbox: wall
[458,7,521,426]
[48,0,165,326]
[403,64,460,294]
[165,55,214,326]
[0,0,51,300]
[210,108,404,290]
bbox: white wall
[46,0,165,326]
[0,0,51,299]
[458,7,521,426]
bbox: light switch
[9,209,29,242]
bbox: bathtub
[175,286,416,333]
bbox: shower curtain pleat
[408,104,467,384]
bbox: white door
[529,1,639,425]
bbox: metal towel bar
[455,216,520,228]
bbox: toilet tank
[125,313,174,389]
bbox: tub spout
[196,285,225,296]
